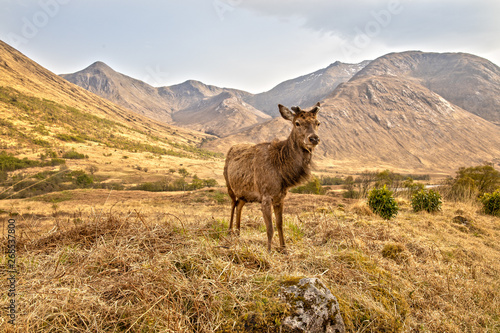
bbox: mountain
[61,61,176,123]
[353,51,500,125]
[0,40,221,170]
[205,53,500,172]
[244,60,370,117]
[172,91,271,137]
[61,63,269,135]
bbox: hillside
[60,61,176,123]
[206,74,500,173]
[354,51,500,125]
[244,60,370,117]
[0,40,225,198]
[172,91,271,137]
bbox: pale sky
[1,0,499,93]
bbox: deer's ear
[310,102,321,115]
[278,104,294,121]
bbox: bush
[368,185,399,220]
[342,176,359,198]
[320,176,344,185]
[411,189,442,213]
[290,176,326,195]
[444,165,500,201]
[0,152,40,171]
[56,133,85,143]
[75,174,94,187]
[480,190,500,216]
[62,150,87,159]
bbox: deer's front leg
[261,196,273,251]
[273,200,285,251]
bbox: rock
[279,277,345,333]
[452,215,469,225]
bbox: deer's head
[278,102,321,152]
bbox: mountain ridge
[352,51,500,125]
[204,52,500,172]
[16,40,500,172]
[61,63,265,135]
[243,60,371,116]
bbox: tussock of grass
[0,192,499,332]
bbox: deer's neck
[271,135,312,188]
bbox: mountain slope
[61,63,270,135]
[172,91,271,137]
[354,51,500,125]
[61,61,175,123]
[0,40,223,171]
[206,75,500,172]
[244,61,370,116]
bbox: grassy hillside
[0,86,226,199]
[0,189,499,332]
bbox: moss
[381,243,406,261]
[218,295,290,333]
[280,276,306,287]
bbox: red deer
[224,102,321,251]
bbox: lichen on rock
[279,277,345,333]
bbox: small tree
[445,164,500,201]
[480,190,500,216]
[411,189,442,213]
[178,168,190,177]
[342,176,358,198]
[368,185,399,220]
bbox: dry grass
[1,189,499,332]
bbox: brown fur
[224,102,321,251]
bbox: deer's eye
[295,121,301,127]
[317,121,321,126]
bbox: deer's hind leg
[229,198,237,231]
[234,199,246,236]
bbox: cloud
[239,0,500,56]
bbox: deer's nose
[308,134,320,145]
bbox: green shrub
[49,158,66,166]
[411,189,442,213]
[445,165,500,201]
[62,150,87,159]
[56,133,85,143]
[480,190,500,216]
[342,176,359,198]
[0,152,40,171]
[368,185,399,220]
[75,174,94,187]
[320,176,344,185]
[290,176,326,195]
[32,138,51,147]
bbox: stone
[279,277,345,333]
[452,215,469,225]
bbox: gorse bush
[480,190,500,216]
[411,189,442,213]
[368,185,399,220]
